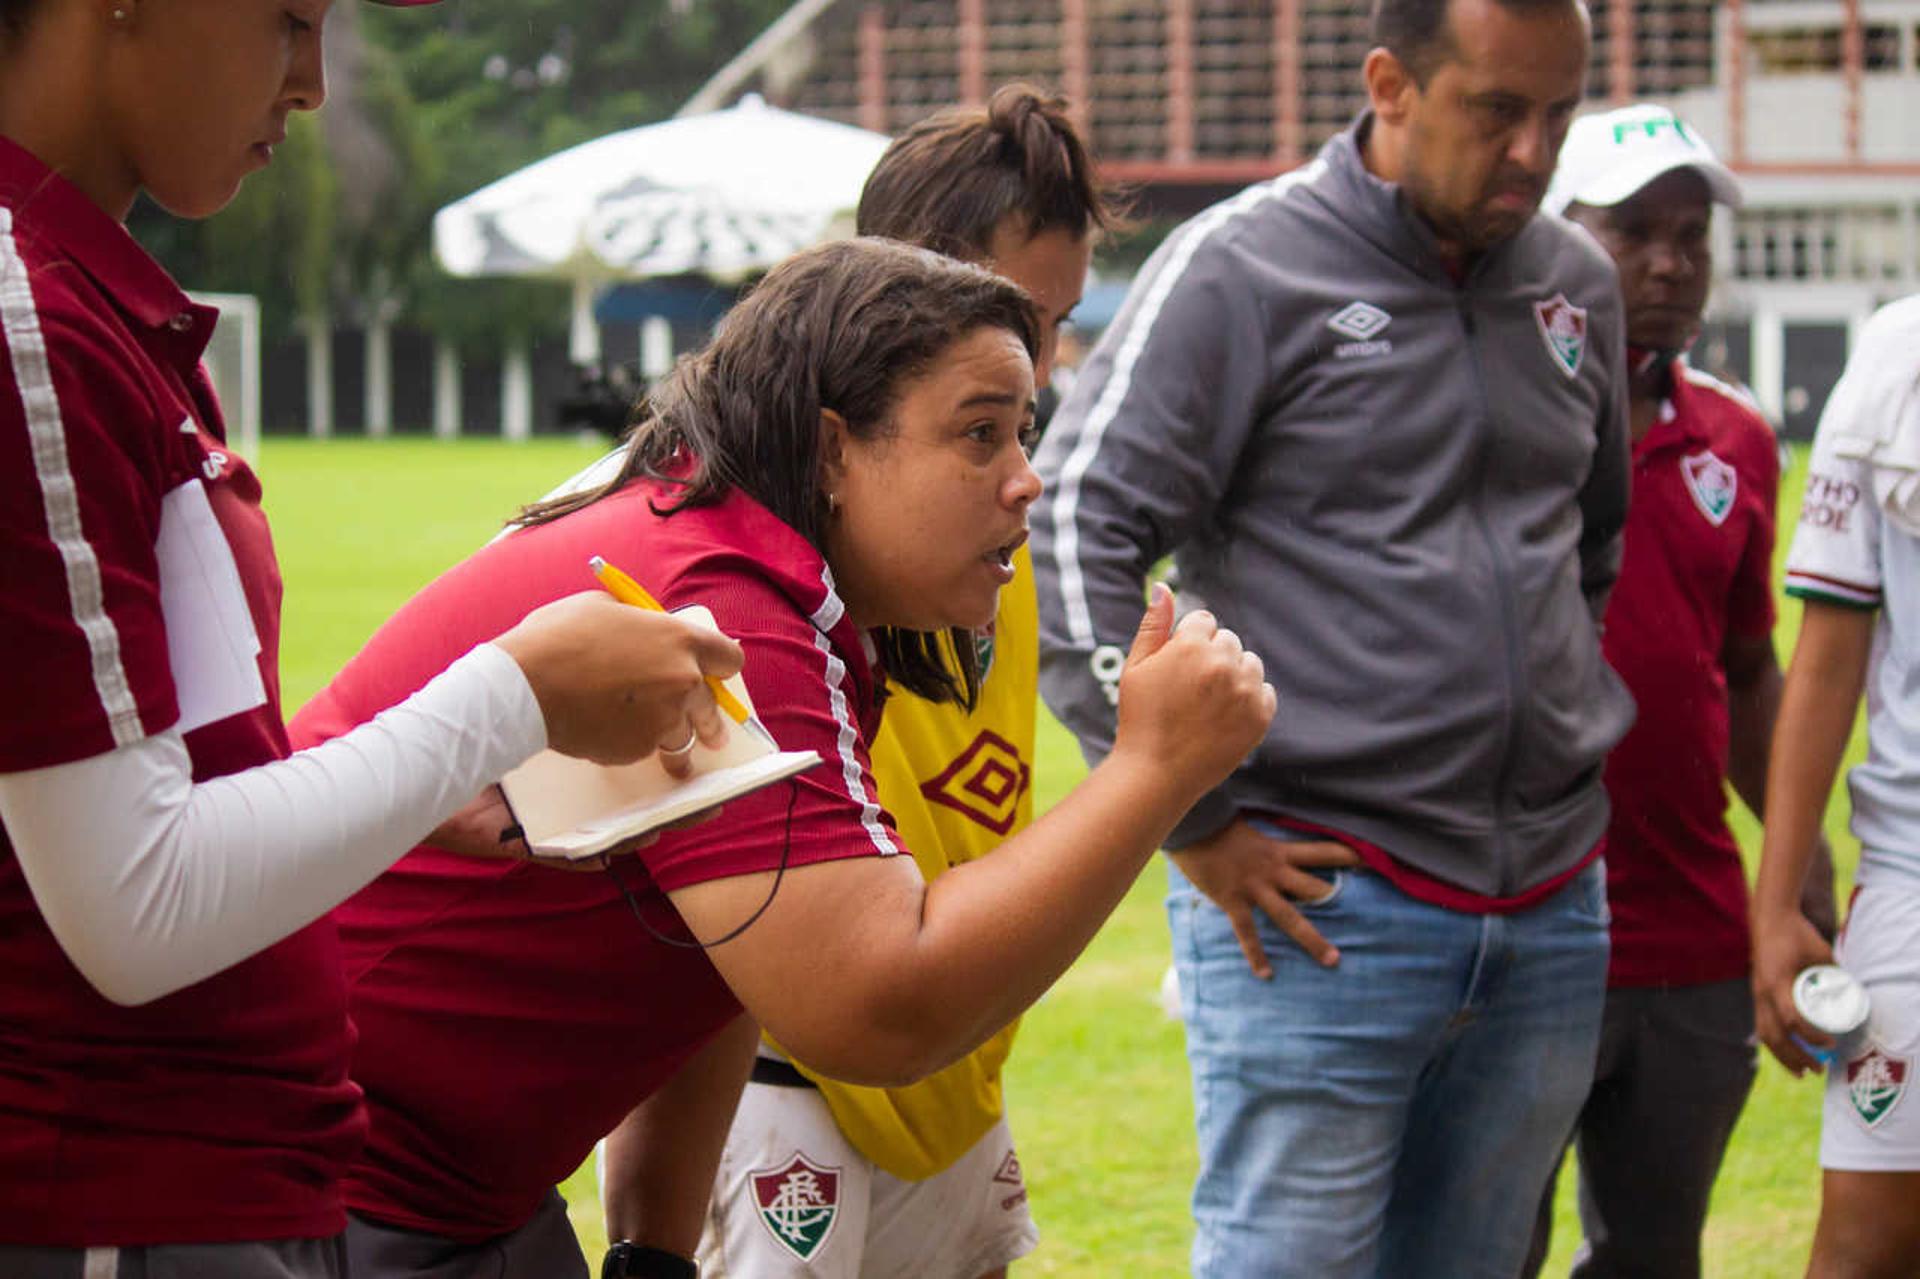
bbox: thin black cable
[603,778,799,949]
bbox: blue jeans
[1168,841,1609,1279]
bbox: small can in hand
[1792,964,1872,1066]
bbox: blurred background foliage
[132,0,791,350]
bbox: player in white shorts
[1754,293,1920,1274]
[696,1055,1037,1279]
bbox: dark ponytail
[855,84,1126,259]
[513,238,1040,709]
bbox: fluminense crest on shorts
[1533,294,1588,379]
[1682,450,1738,527]
[751,1153,841,1261]
[1846,1047,1909,1129]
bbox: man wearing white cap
[1523,103,1835,1277]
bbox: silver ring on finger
[661,730,698,758]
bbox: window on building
[1733,205,1910,283]
[1750,27,1842,75]
[1585,0,1716,99]
[1194,0,1277,159]
[1300,1,1371,151]
[1865,24,1903,72]
[1748,24,1907,75]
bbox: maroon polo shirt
[291,479,894,1241]
[0,136,363,1244]
[1598,364,1778,986]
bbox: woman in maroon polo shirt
[0,3,747,1275]
[289,237,1279,1279]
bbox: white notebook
[157,477,266,734]
[498,607,822,859]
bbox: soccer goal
[190,292,262,462]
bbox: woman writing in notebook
[0,2,746,1276]
[289,237,1275,1278]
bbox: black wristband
[602,1240,698,1279]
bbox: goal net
[191,292,262,462]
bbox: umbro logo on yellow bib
[919,730,1032,835]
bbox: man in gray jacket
[1030,0,1632,1274]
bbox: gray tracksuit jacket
[1031,116,1636,898]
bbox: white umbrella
[583,187,827,280]
[434,95,888,365]
[433,94,890,283]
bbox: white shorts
[1822,879,1920,1171]
[697,1074,1038,1278]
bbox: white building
[691,0,1920,437]
[1663,1,1920,436]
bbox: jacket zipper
[1458,299,1527,893]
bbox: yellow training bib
[778,546,1039,1181]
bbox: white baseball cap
[1545,104,1742,216]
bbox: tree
[135,0,795,355]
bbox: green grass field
[260,434,1861,1276]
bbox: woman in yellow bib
[599,86,1120,1279]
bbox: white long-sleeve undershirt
[0,642,545,1006]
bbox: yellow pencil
[589,555,758,730]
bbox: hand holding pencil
[491,589,743,771]
[590,555,781,758]
[589,557,756,725]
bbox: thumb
[1127,582,1175,667]
[688,629,746,679]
